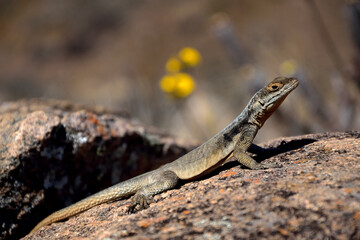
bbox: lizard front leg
[127,170,179,213]
[234,129,282,170]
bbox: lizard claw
[127,193,154,214]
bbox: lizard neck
[220,111,259,145]
[248,94,287,128]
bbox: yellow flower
[173,73,196,98]
[165,57,182,73]
[160,74,177,93]
[159,73,195,98]
[178,47,202,67]
[279,59,298,77]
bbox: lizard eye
[267,83,282,91]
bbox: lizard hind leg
[127,170,179,213]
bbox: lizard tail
[30,175,143,234]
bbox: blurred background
[0,0,359,143]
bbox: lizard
[30,76,299,234]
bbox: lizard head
[248,77,299,128]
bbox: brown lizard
[30,76,299,234]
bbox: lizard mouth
[286,78,299,92]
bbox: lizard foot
[127,193,154,214]
[253,162,282,170]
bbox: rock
[22,131,360,240]
[0,99,194,240]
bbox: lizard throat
[251,100,283,128]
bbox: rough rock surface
[0,99,194,240]
[21,131,360,240]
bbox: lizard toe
[127,193,153,213]
[139,195,153,209]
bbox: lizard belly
[172,151,233,180]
